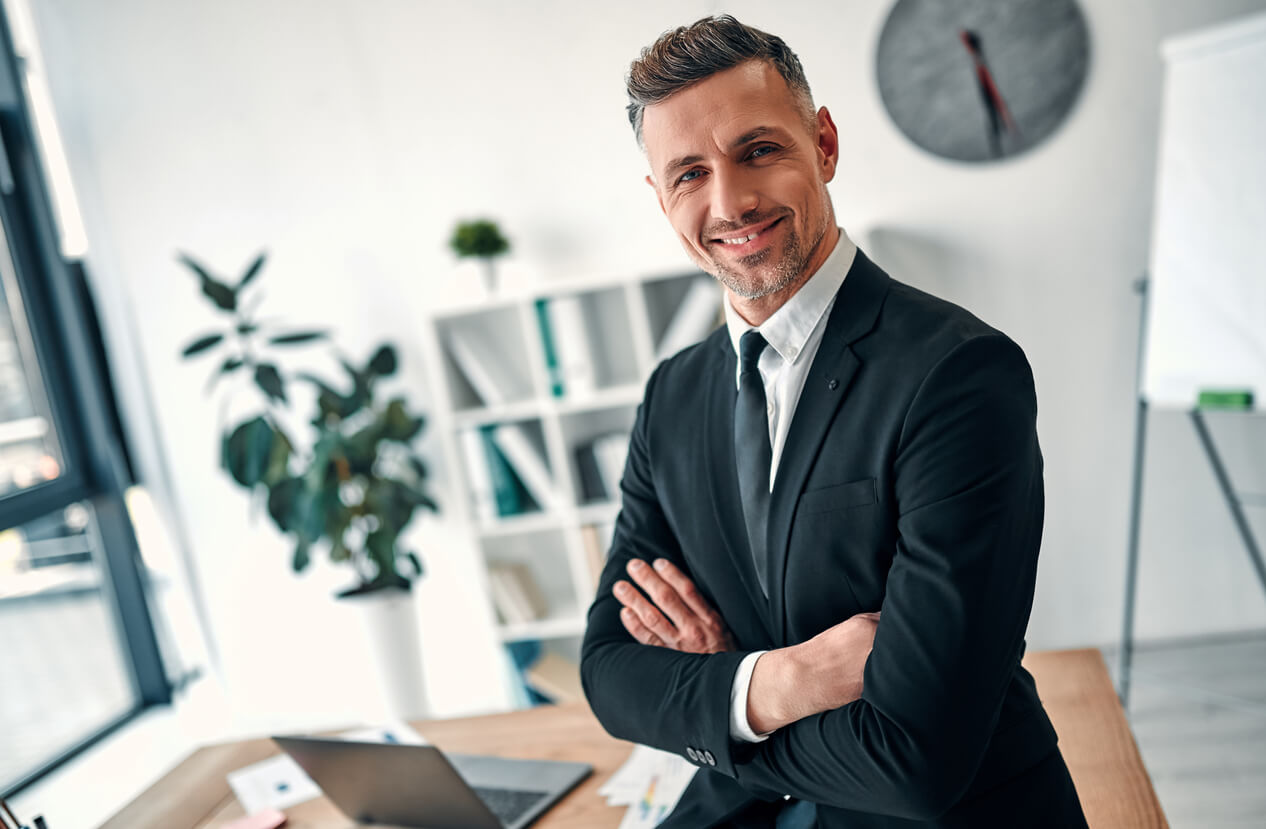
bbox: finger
[652,559,727,632]
[620,607,665,647]
[626,559,694,627]
[613,579,679,645]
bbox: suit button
[686,747,699,762]
[703,750,716,766]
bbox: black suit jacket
[580,250,1085,827]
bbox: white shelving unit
[419,270,722,702]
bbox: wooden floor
[1103,630,1266,828]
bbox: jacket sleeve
[580,361,751,767]
[727,333,1046,820]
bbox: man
[580,15,1088,828]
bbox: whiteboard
[1142,12,1266,408]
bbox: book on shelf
[533,298,565,398]
[489,423,563,510]
[593,433,628,497]
[580,521,616,590]
[479,427,535,516]
[655,277,721,361]
[487,561,549,624]
[574,442,606,503]
[547,295,596,397]
[459,428,497,521]
[574,432,629,502]
[524,652,585,704]
[444,328,513,406]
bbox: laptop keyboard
[471,786,550,825]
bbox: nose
[709,164,759,225]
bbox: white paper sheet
[227,754,322,815]
[601,745,697,828]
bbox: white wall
[24,0,1266,724]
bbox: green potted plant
[449,218,510,295]
[178,250,437,715]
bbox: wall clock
[875,0,1091,163]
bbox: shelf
[475,502,620,539]
[497,615,587,643]
[451,384,643,430]
[452,399,544,429]
[475,509,560,538]
[576,501,621,525]
[544,383,645,416]
[422,268,722,710]
[430,292,523,320]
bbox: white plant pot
[478,258,497,295]
[343,588,429,720]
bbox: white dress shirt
[724,227,857,742]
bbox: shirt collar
[724,227,857,371]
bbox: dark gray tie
[735,330,772,597]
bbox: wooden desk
[102,649,1167,828]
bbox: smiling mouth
[710,217,783,248]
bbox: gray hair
[626,15,816,149]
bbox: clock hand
[958,29,1020,138]
[959,29,1004,156]
[978,60,1019,135]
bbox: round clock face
[876,0,1090,163]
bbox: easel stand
[1118,282,1266,708]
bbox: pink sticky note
[220,808,288,829]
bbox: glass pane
[0,499,137,790]
[0,219,64,496]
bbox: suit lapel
[766,251,891,642]
[704,336,777,647]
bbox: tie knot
[739,330,768,374]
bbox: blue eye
[678,169,703,184]
[749,144,777,158]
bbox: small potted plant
[449,218,510,295]
[178,250,437,716]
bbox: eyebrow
[662,126,783,179]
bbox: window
[0,234,63,496]
[0,3,170,796]
[0,501,138,789]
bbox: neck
[727,224,841,326]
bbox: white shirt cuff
[729,650,772,742]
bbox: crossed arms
[614,555,880,735]
[579,333,1045,820]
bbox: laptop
[271,734,592,829]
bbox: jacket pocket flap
[797,477,877,515]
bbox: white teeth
[720,232,759,245]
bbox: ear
[645,174,666,215]
[815,106,840,183]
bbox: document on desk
[227,721,427,813]
[600,745,697,829]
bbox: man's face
[641,60,839,301]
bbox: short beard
[707,216,819,300]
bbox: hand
[747,611,880,734]
[613,558,735,653]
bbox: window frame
[0,4,170,797]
